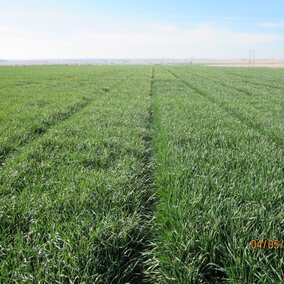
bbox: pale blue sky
[0,0,283,59]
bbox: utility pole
[249,49,256,67]
[249,50,251,67]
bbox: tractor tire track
[0,72,137,168]
[180,69,284,107]
[164,67,284,149]
[227,72,284,90]
[133,66,156,284]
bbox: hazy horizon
[0,57,284,61]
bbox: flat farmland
[0,65,283,283]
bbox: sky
[0,0,284,59]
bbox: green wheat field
[0,65,283,283]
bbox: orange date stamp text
[251,240,284,250]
